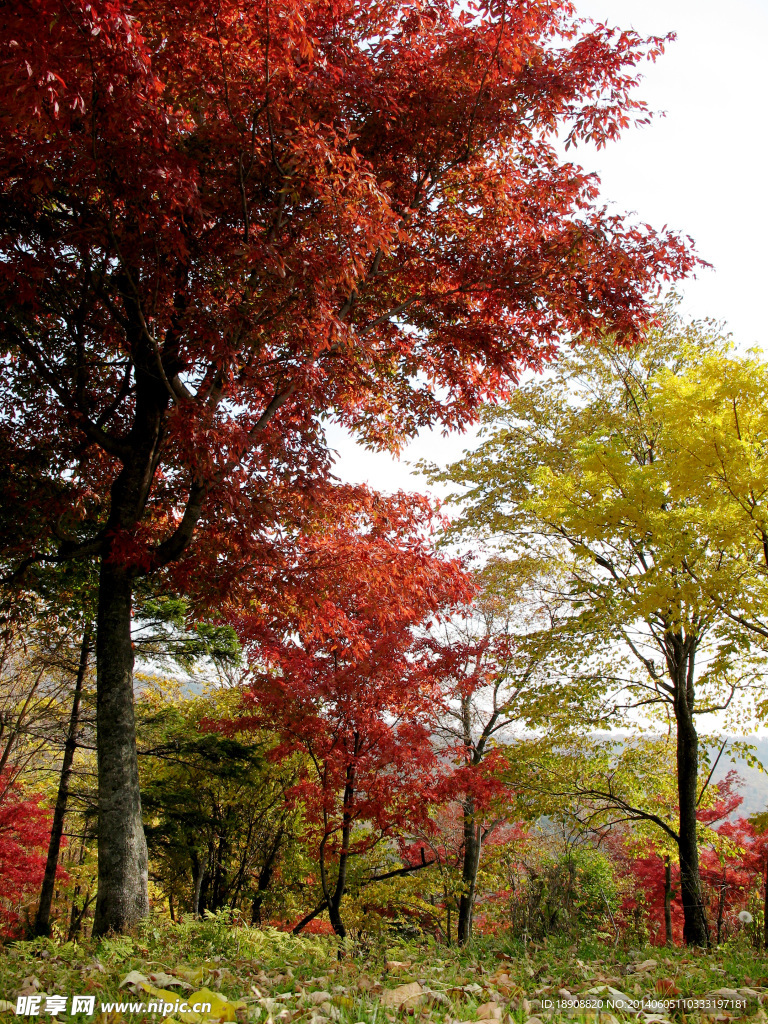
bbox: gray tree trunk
[674,660,708,947]
[92,565,148,935]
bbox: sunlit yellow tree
[430,306,768,946]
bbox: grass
[1,916,766,1024]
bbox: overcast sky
[327,0,768,496]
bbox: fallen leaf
[476,1000,502,1020]
[175,967,207,987]
[17,978,41,997]
[120,971,149,990]
[381,982,425,1010]
[150,974,193,991]
[306,991,333,1005]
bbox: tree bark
[457,798,479,945]
[675,679,708,947]
[92,564,149,935]
[663,855,673,946]
[191,850,204,918]
[251,832,283,925]
[34,625,91,937]
[211,834,228,911]
[327,849,348,938]
[319,759,357,938]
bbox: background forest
[5,309,768,954]
[3,4,768,1017]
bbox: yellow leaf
[176,988,247,1023]
[175,967,206,986]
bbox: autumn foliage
[0,0,702,934]
[227,491,473,935]
[0,774,55,937]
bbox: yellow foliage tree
[429,305,768,946]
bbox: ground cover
[1,917,766,1024]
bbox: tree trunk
[676,700,708,947]
[457,799,479,945]
[191,851,204,918]
[34,625,91,937]
[327,793,354,938]
[663,855,673,946]
[468,823,482,936]
[92,564,149,936]
[211,834,228,911]
[322,755,357,938]
[716,867,726,945]
[251,833,283,925]
[327,849,348,938]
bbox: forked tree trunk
[92,563,149,935]
[319,835,349,938]
[34,625,91,937]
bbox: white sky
[327,0,768,498]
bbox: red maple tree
[229,489,471,936]
[0,773,56,937]
[1,0,698,931]
[624,773,767,946]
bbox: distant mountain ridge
[583,733,768,818]
[711,736,768,818]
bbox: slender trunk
[68,892,94,940]
[92,564,149,936]
[457,798,479,945]
[68,827,95,941]
[664,855,673,946]
[191,851,204,919]
[228,816,257,910]
[716,867,726,945]
[292,899,329,935]
[251,833,283,925]
[440,862,451,946]
[211,834,228,911]
[467,823,482,936]
[34,625,91,937]
[318,833,347,937]
[67,834,87,940]
[328,847,348,938]
[675,678,708,946]
[326,758,357,938]
[199,866,212,915]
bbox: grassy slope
[1,918,767,1024]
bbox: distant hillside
[712,737,768,818]
[580,733,768,819]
